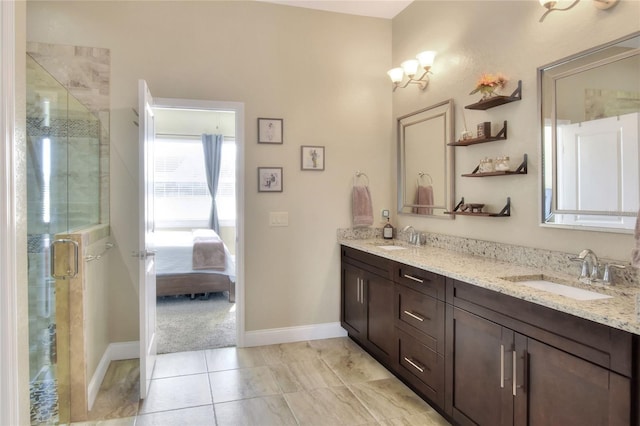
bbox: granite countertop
[340,238,640,336]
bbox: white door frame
[153,97,246,347]
[1,1,21,424]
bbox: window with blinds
[154,137,236,228]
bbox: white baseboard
[242,322,347,348]
[87,341,139,410]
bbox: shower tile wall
[27,42,110,226]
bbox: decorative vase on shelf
[479,86,498,100]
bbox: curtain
[202,134,223,233]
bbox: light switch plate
[269,211,289,227]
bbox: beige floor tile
[309,336,366,359]
[269,359,343,393]
[205,346,266,372]
[87,360,140,421]
[135,405,216,426]
[284,385,376,426]
[152,350,207,379]
[323,350,394,384]
[138,374,212,414]
[259,341,322,365]
[215,395,297,426]
[71,417,136,426]
[209,366,281,403]
[348,377,431,422]
[378,410,452,425]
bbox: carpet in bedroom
[156,292,236,354]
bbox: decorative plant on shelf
[470,73,508,100]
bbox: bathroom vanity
[340,241,640,426]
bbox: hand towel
[632,209,640,268]
[352,185,374,227]
[413,185,434,215]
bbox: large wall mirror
[397,99,455,217]
[539,32,640,233]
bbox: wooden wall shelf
[465,80,522,110]
[462,154,528,177]
[449,121,507,146]
[446,197,511,217]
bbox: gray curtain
[202,134,223,233]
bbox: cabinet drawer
[396,285,444,353]
[398,328,445,407]
[341,246,393,279]
[395,263,445,300]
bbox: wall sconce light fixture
[539,0,618,22]
[387,51,436,91]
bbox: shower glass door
[26,54,101,425]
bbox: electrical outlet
[382,209,390,218]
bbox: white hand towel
[632,209,640,268]
[352,185,373,227]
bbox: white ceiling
[258,0,413,19]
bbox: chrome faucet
[402,225,417,245]
[571,249,600,283]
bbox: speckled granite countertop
[340,238,640,336]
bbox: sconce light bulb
[387,67,404,84]
[539,0,556,8]
[416,51,437,70]
[400,59,419,78]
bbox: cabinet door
[366,272,395,361]
[342,265,365,340]
[515,337,631,426]
[452,307,514,426]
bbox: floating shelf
[446,197,511,217]
[465,80,522,110]
[449,121,507,146]
[462,154,528,177]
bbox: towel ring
[354,171,369,186]
[417,172,432,186]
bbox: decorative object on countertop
[383,218,394,240]
[632,209,640,268]
[413,172,434,215]
[352,171,373,227]
[469,73,507,100]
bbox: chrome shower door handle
[50,238,79,280]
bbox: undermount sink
[501,274,613,301]
[369,241,408,251]
[376,245,407,251]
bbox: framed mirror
[397,99,455,217]
[539,32,640,233]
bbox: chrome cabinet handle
[404,357,425,373]
[403,274,424,283]
[403,310,427,322]
[50,239,79,280]
[500,344,505,388]
[356,278,360,303]
[512,350,517,396]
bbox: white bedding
[154,230,236,282]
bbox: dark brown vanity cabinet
[446,279,636,426]
[341,246,395,366]
[394,263,447,408]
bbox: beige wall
[392,0,639,261]
[26,1,393,337]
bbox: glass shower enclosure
[26,54,101,425]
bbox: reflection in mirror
[397,99,455,217]
[539,32,640,232]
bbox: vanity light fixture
[539,0,618,22]
[387,50,436,91]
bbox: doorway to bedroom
[152,103,241,354]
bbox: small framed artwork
[258,167,283,192]
[477,121,491,139]
[258,118,283,144]
[301,145,325,171]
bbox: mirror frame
[397,98,455,218]
[538,32,640,233]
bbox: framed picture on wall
[258,118,283,144]
[301,145,325,171]
[258,167,283,192]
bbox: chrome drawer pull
[512,350,517,396]
[500,344,505,388]
[403,274,424,283]
[404,357,426,373]
[403,310,426,322]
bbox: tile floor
[75,337,450,426]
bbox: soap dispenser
[383,218,394,240]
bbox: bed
[154,229,236,302]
